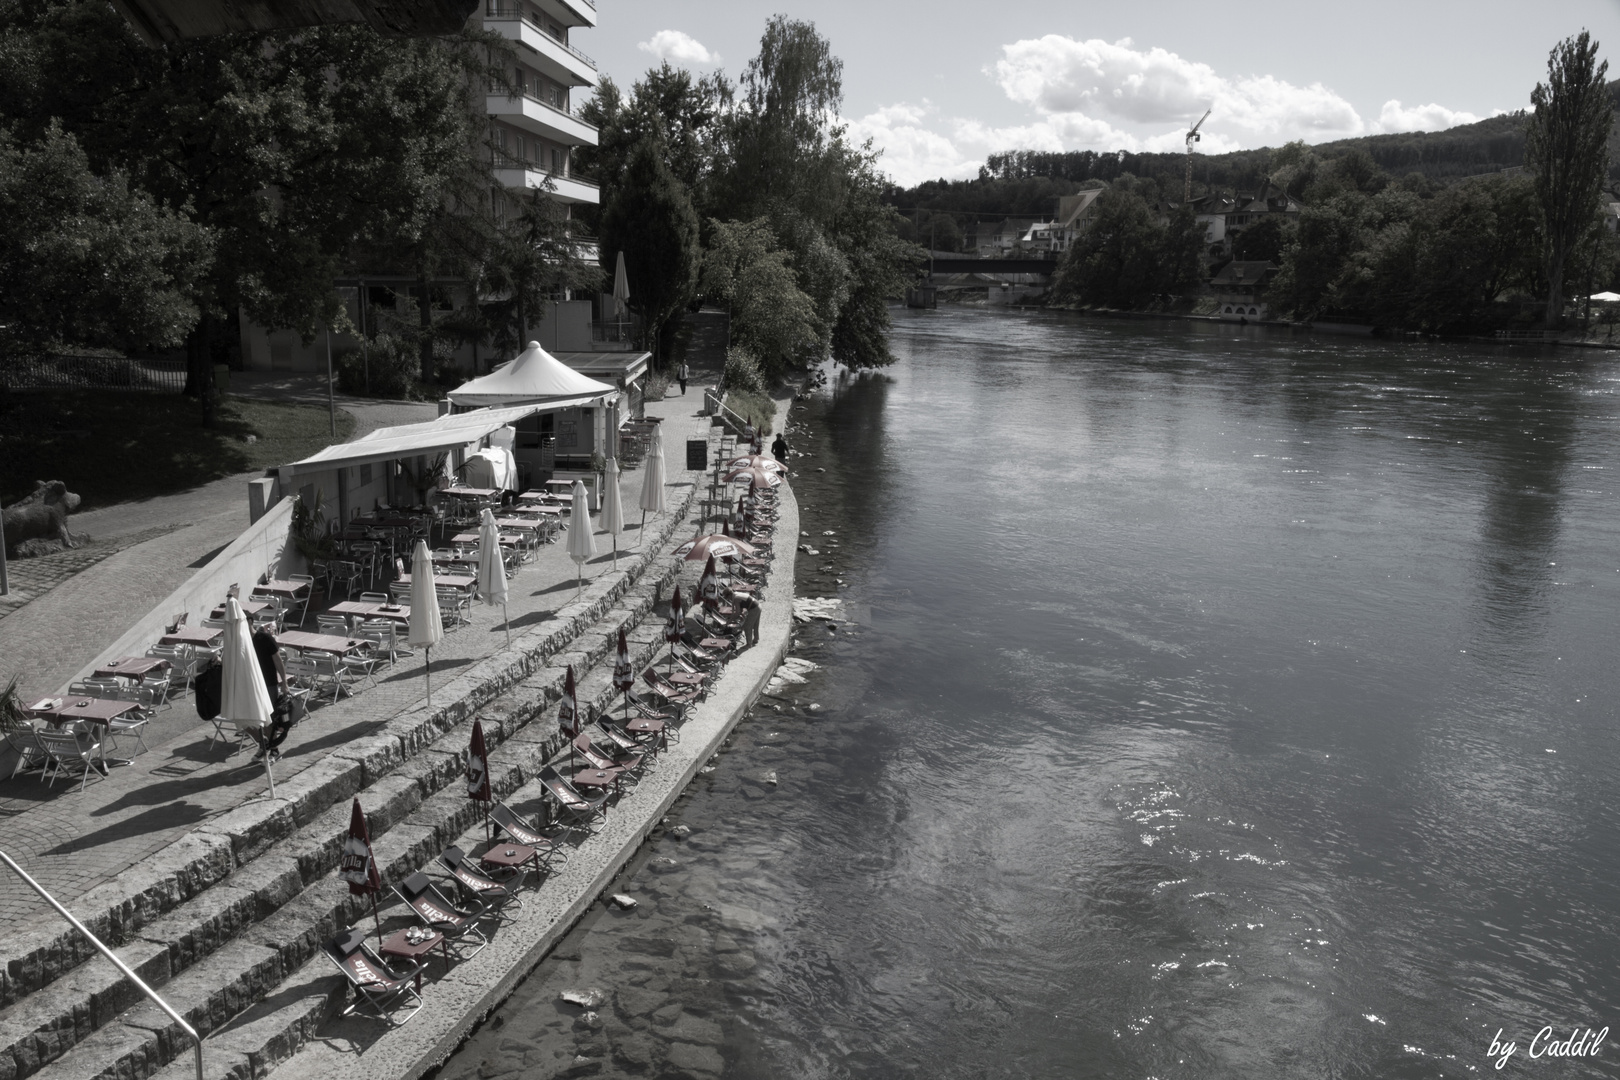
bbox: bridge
[924,256,1059,277]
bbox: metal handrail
[0,850,203,1080]
[484,6,597,68]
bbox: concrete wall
[62,498,298,692]
[535,300,593,352]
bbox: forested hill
[884,80,1620,220]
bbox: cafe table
[572,767,624,797]
[160,625,224,648]
[275,631,372,657]
[378,928,447,991]
[397,572,476,591]
[28,697,142,767]
[210,599,274,620]
[92,656,170,681]
[327,601,410,626]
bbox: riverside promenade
[0,377,801,1080]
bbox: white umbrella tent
[407,541,444,707]
[447,342,615,408]
[565,478,596,597]
[477,508,511,648]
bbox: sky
[581,0,1620,188]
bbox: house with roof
[1189,181,1301,262]
[1210,261,1278,321]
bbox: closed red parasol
[339,798,384,939]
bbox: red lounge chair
[438,845,525,918]
[539,764,610,833]
[489,802,568,870]
[643,668,701,710]
[322,927,424,1025]
[577,730,644,782]
[395,871,487,958]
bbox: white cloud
[848,37,1487,187]
[993,36,1367,143]
[636,29,719,66]
[1376,99,1482,133]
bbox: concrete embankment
[0,407,799,1080]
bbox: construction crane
[1184,108,1212,204]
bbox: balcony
[486,91,597,146]
[484,5,597,87]
[492,153,599,204]
[536,0,595,28]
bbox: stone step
[0,512,713,1080]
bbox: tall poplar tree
[1526,31,1611,328]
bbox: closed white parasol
[637,425,666,544]
[407,540,444,707]
[600,455,624,569]
[221,595,275,794]
[476,508,510,649]
[565,478,596,597]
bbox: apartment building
[241,0,604,372]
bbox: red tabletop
[572,768,622,790]
[328,601,410,625]
[493,518,541,530]
[667,671,704,687]
[160,626,223,647]
[92,656,170,680]
[451,532,521,546]
[378,929,447,990]
[479,844,537,870]
[443,486,499,499]
[398,573,476,590]
[29,698,140,726]
[276,631,371,656]
[210,599,274,620]
[252,579,311,599]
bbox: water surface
[441,309,1620,1079]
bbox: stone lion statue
[3,481,82,554]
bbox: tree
[598,131,701,364]
[701,218,819,375]
[1526,31,1612,327]
[1051,187,1200,309]
[0,123,213,353]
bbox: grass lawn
[0,391,355,510]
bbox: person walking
[248,624,290,763]
[771,430,789,461]
[678,361,689,395]
[739,592,762,649]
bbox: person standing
[678,361,689,395]
[248,624,290,763]
[739,592,762,649]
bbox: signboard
[686,440,708,472]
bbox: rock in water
[610,894,637,909]
[670,824,692,839]
[561,988,607,1009]
[764,771,778,785]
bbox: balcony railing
[491,152,600,190]
[485,5,597,68]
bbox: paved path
[0,391,715,934]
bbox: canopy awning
[277,399,600,478]
[447,340,617,407]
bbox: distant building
[1210,260,1278,321]
[1054,188,1104,250]
[976,218,1036,257]
[1188,182,1300,262]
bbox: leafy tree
[1526,31,1612,326]
[0,123,213,353]
[701,218,820,375]
[1231,215,1289,263]
[598,131,701,364]
[1051,188,1201,308]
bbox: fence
[0,354,188,393]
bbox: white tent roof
[279,401,600,477]
[447,340,617,407]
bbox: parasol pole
[424,645,432,709]
[371,893,382,943]
[502,602,511,649]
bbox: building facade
[241,0,603,373]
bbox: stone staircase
[0,453,756,1080]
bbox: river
[438,308,1620,1079]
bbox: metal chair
[488,803,569,871]
[538,765,610,834]
[437,846,526,918]
[35,728,103,791]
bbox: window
[360,463,373,486]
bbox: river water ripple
[438,309,1620,1079]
